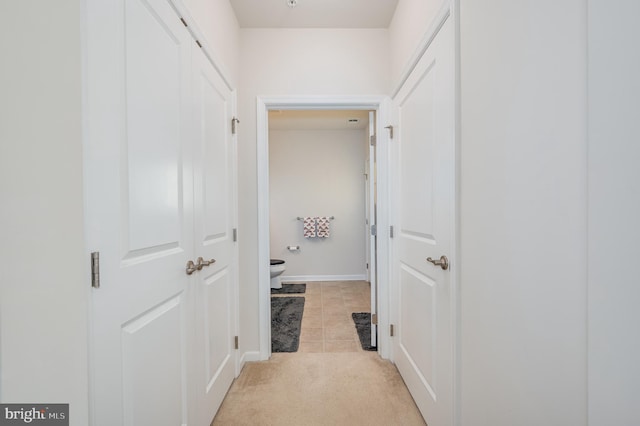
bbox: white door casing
[368,110,378,348]
[255,96,391,359]
[85,0,238,424]
[365,153,371,283]
[391,15,455,426]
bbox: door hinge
[372,313,378,325]
[366,262,369,270]
[370,134,376,146]
[390,324,395,337]
[179,17,188,27]
[232,117,240,135]
[91,252,100,289]
[234,336,239,350]
[390,225,395,238]
[384,125,394,139]
[233,228,238,242]
[195,39,202,48]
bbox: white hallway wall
[237,28,389,354]
[0,2,88,424]
[182,0,239,82]
[587,0,640,424]
[389,0,448,87]
[269,128,367,280]
[458,0,587,425]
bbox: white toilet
[270,259,286,289]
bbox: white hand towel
[316,216,330,238]
[303,217,316,238]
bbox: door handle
[186,260,197,275]
[196,257,216,270]
[426,255,449,270]
[186,258,216,275]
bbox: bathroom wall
[269,128,368,281]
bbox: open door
[391,16,455,426]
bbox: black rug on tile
[270,283,306,295]
[271,296,305,352]
[352,312,377,351]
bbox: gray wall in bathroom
[269,128,368,281]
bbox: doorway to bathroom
[269,109,375,353]
[256,96,390,360]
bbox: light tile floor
[271,280,372,353]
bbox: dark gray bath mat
[271,297,305,352]
[270,283,306,294]
[352,312,377,351]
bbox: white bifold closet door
[191,44,238,426]
[85,0,237,425]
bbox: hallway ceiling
[229,0,399,28]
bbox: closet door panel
[86,0,194,425]
[192,47,238,425]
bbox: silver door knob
[186,260,197,275]
[196,257,216,270]
[426,255,449,270]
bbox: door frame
[256,95,391,360]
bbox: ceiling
[269,110,370,130]
[229,0,399,29]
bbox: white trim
[282,274,367,282]
[391,1,451,99]
[453,2,462,425]
[231,89,241,378]
[257,95,391,361]
[256,97,271,360]
[238,351,261,372]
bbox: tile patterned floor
[272,280,371,353]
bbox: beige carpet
[211,352,426,426]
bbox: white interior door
[86,1,238,424]
[368,111,378,348]
[87,0,194,424]
[392,17,455,426]
[191,46,238,425]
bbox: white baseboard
[238,350,262,373]
[281,274,367,282]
